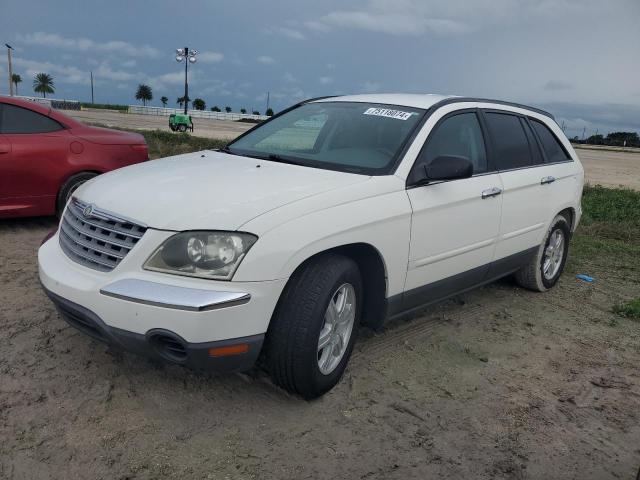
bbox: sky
[1,0,639,138]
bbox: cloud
[16,32,162,58]
[12,57,89,85]
[145,71,201,91]
[303,20,331,33]
[257,55,275,64]
[264,26,305,40]
[283,72,298,83]
[543,80,572,91]
[198,52,224,63]
[361,81,382,93]
[319,76,333,84]
[94,63,136,82]
[297,0,609,37]
[321,10,468,36]
[542,101,640,136]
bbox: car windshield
[226,101,426,175]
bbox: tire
[515,214,571,292]
[266,254,362,399]
[178,124,187,133]
[57,172,97,217]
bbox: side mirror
[421,155,473,182]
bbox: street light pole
[184,47,189,115]
[5,44,14,96]
[176,47,197,115]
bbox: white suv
[39,94,584,398]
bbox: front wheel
[178,124,187,133]
[515,214,571,291]
[265,254,362,399]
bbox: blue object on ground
[576,274,595,283]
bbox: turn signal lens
[209,344,249,357]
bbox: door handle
[541,176,556,185]
[481,187,502,199]
[0,145,10,154]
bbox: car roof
[312,93,554,119]
[0,95,55,116]
[0,95,84,128]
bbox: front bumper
[38,231,287,370]
[43,287,263,372]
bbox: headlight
[143,231,258,280]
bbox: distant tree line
[131,84,274,116]
[576,131,640,148]
[8,71,276,117]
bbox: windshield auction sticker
[363,107,414,120]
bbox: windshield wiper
[219,147,305,166]
[264,153,305,166]
[218,145,240,156]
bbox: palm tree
[11,74,22,95]
[135,84,153,106]
[160,96,168,107]
[177,96,190,107]
[33,73,55,98]
[225,106,232,113]
[240,108,247,114]
[192,98,206,110]
[211,105,221,112]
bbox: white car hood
[76,151,370,231]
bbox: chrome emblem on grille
[83,204,95,218]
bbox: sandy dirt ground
[1,218,639,479]
[574,147,640,190]
[62,110,640,190]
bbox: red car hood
[71,126,146,145]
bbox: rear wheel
[178,124,187,133]
[57,172,97,217]
[266,254,362,399]
[515,214,571,291]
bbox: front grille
[59,198,147,272]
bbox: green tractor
[169,113,193,133]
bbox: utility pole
[5,44,14,96]
[266,91,270,113]
[582,126,586,140]
[90,71,94,104]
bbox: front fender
[234,186,412,299]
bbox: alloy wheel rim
[317,283,356,375]
[542,229,565,280]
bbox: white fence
[13,95,80,110]
[128,105,268,122]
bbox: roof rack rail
[431,97,554,119]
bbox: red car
[0,96,148,218]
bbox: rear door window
[484,112,532,170]
[0,103,63,134]
[530,119,571,163]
